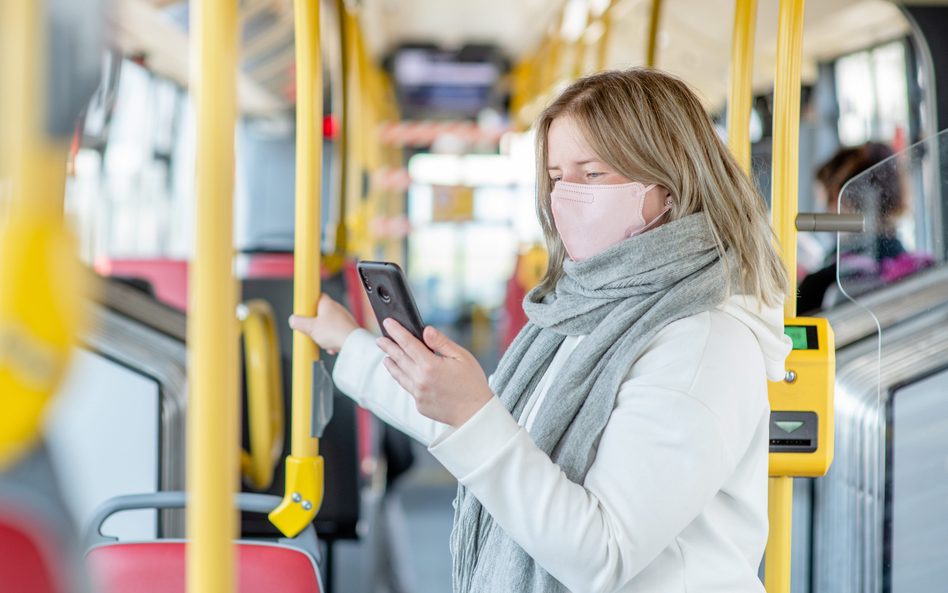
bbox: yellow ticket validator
[767,317,835,477]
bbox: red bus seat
[83,492,323,593]
[86,541,321,593]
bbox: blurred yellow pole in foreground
[186,0,240,592]
[0,0,83,471]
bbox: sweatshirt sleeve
[332,328,448,446]
[428,311,766,593]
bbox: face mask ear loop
[627,201,673,238]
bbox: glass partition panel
[812,129,948,593]
[832,133,943,306]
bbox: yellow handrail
[771,0,805,319]
[727,0,758,174]
[597,11,613,72]
[324,0,351,275]
[268,0,325,538]
[541,22,564,93]
[0,0,83,472]
[186,0,240,592]
[766,1,806,592]
[646,0,665,68]
[239,299,285,491]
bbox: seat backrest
[86,541,322,593]
[0,510,67,593]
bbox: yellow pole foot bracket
[268,455,325,537]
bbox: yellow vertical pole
[771,0,804,318]
[344,7,364,260]
[0,0,82,470]
[268,0,325,538]
[187,0,240,591]
[727,0,758,174]
[571,5,590,79]
[0,0,68,219]
[325,0,350,274]
[597,13,613,72]
[291,0,321,465]
[355,21,379,261]
[646,0,664,68]
[541,11,564,93]
[766,475,794,592]
[766,1,806,593]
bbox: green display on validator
[785,325,816,350]
[785,326,807,349]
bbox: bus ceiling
[112,0,918,117]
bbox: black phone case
[356,261,427,344]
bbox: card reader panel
[767,318,835,477]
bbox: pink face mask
[550,180,672,262]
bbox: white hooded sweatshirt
[332,296,792,593]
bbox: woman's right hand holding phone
[289,294,360,355]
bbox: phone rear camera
[378,285,391,303]
[360,269,372,293]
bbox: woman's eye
[587,172,603,179]
[551,177,561,184]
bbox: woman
[291,68,792,593]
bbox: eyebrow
[547,159,601,170]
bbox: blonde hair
[534,68,789,308]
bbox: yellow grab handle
[268,455,325,537]
[239,299,285,491]
[0,221,81,471]
[271,0,324,538]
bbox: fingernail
[382,318,392,328]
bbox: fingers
[383,318,436,364]
[381,356,415,394]
[375,335,418,375]
[423,326,464,359]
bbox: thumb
[317,293,336,312]
[289,314,315,335]
[423,326,464,358]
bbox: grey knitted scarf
[450,213,734,592]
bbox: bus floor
[332,442,457,593]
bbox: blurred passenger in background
[797,142,930,313]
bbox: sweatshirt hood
[719,295,793,382]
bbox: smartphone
[356,261,427,345]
